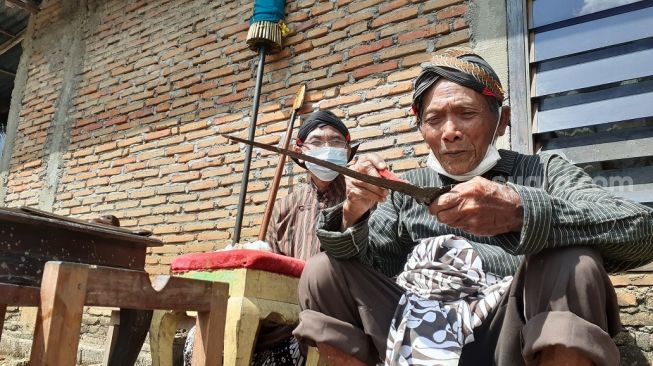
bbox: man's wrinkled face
[418,79,508,175]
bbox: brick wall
[613,274,653,365]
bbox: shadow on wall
[616,331,651,366]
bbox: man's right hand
[342,153,390,230]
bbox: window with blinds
[525,0,653,208]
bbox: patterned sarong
[385,235,512,366]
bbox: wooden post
[102,310,121,366]
[30,262,89,366]
[192,282,229,366]
[0,304,6,343]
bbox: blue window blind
[530,0,653,208]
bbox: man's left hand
[430,176,524,236]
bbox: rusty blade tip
[292,84,306,110]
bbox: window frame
[507,0,534,154]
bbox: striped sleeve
[266,193,283,254]
[502,154,653,271]
[315,152,653,276]
[316,202,372,264]
[316,188,414,268]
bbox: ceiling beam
[0,29,25,57]
[5,0,40,13]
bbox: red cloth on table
[171,249,305,278]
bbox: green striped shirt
[316,150,653,277]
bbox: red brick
[311,1,333,15]
[298,0,315,8]
[436,4,468,20]
[359,109,408,126]
[289,18,317,37]
[379,0,408,14]
[286,10,310,23]
[402,53,433,67]
[293,41,315,55]
[171,171,201,183]
[333,33,376,52]
[379,18,429,38]
[111,65,134,77]
[398,23,450,43]
[387,67,421,82]
[349,38,393,58]
[348,0,384,13]
[188,179,219,191]
[319,95,361,109]
[396,131,423,144]
[423,0,463,12]
[331,54,374,74]
[188,82,217,95]
[179,120,210,133]
[453,18,467,31]
[332,11,374,31]
[217,91,248,104]
[390,119,415,133]
[205,66,237,81]
[350,127,384,140]
[309,54,343,69]
[307,74,348,91]
[352,60,398,80]
[378,41,428,61]
[392,159,420,172]
[371,7,418,28]
[339,78,382,94]
[197,231,230,241]
[79,84,98,96]
[315,9,345,24]
[312,31,347,47]
[219,72,250,86]
[348,99,394,117]
[306,27,329,39]
[366,82,412,99]
[221,22,249,38]
[189,36,216,49]
[145,129,171,141]
[435,29,469,48]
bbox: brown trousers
[292,247,622,366]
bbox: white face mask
[427,108,503,182]
[305,147,348,182]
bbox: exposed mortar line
[0,10,36,206]
[39,0,100,211]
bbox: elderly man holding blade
[229,48,653,366]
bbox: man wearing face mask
[251,110,357,366]
[292,49,653,366]
[264,109,357,261]
[184,111,357,366]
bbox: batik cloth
[385,235,512,366]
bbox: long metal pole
[233,45,266,244]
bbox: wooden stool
[166,249,324,366]
[30,261,229,366]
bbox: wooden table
[0,207,162,365]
